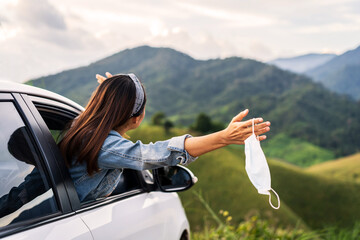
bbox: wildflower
[226,216,232,222]
[223,211,229,217]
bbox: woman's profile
[59,72,271,202]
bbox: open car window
[29,96,144,206]
[30,96,79,144]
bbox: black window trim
[19,94,80,211]
[29,95,82,117]
[26,95,85,211]
[12,94,72,210]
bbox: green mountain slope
[262,133,334,167]
[306,153,360,184]
[129,125,360,230]
[306,45,360,100]
[27,45,360,161]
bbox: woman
[59,72,271,202]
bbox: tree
[151,112,166,126]
[164,120,174,134]
[192,113,213,133]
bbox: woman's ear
[132,115,141,124]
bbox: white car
[0,81,197,240]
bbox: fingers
[96,74,106,84]
[255,126,270,136]
[239,120,270,140]
[231,109,249,123]
[243,123,270,135]
[258,135,267,141]
[96,72,113,84]
[242,118,265,128]
[254,122,271,132]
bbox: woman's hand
[96,72,113,84]
[184,109,270,157]
[221,109,271,145]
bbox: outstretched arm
[184,109,270,157]
[96,73,271,158]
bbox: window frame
[0,93,67,237]
[21,94,81,211]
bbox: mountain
[269,53,336,73]
[306,45,360,100]
[27,45,360,160]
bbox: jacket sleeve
[97,133,197,171]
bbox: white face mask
[244,119,280,209]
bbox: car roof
[0,81,84,111]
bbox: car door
[77,191,187,240]
[23,93,188,240]
[0,93,92,240]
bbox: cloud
[0,14,7,24]
[297,23,360,34]
[248,42,273,60]
[14,0,66,30]
[0,0,106,83]
[176,2,277,28]
[143,26,239,60]
[5,0,102,50]
[1,0,360,83]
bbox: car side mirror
[153,165,198,192]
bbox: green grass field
[306,153,360,184]
[128,125,360,231]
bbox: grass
[306,153,360,184]
[191,190,360,240]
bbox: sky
[1,0,360,83]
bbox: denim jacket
[69,130,197,202]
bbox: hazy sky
[1,0,360,82]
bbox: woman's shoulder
[102,130,130,148]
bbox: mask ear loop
[268,188,280,209]
[252,118,255,135]
[252,118,259,140]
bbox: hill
[306,153,360,184]
[269,53,336,73]
[306,45,360,100]
[129,125,360,230]
[262,133,335,167]
[27,45,360,162]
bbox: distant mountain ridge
[28,45,360,159]
[269,53,337,73]
[306,45,360,100]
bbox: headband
[128,73,145,117]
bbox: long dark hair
[59,75,146,175]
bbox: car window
[32,101,143,205]
[0,101,58,229]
